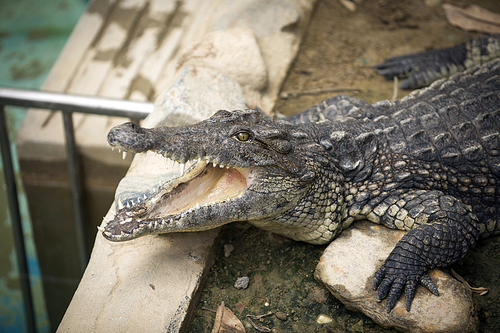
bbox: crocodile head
[103,109,345,244]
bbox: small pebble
[224,244,234,257]
[234,276,249,289]
[275,311,287,321]
[316,314,333,324]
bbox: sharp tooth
[104,231,112,237]
[143,194,147,199]
[120,217,132,224]
[132,229,139,235]
[97,226,105,232]
[103,216,110,223]
[180,163,185,174]
[122,151,127,159]
[118,149,122,153]
[219,164,224,168]
[226,165,230,169]
[213,162,218,168]
[195,203,200,209]
[118,200,124,209]
[206,160,210,165]
[198,158,201,163]
[111,147,115,151]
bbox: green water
[0,0,86,332]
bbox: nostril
[127,122,139,131]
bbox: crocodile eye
[236,132,250,141]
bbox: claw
[420,274,439,296]
[404,279,417,312]
[376,276,393,303]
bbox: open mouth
[102,152,255,240]
[143,157,252,218]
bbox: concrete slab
[58,66,248,332]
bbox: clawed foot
[372,255,439,312]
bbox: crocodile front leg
[372,193,480,312]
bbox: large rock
[147,66,247,127]
[315,221,478,333]
[177,28,268,107]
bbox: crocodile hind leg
[373,34,500,89]
[372,192,481,312]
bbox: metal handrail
[0,86,154,332]
[0,86,154,118]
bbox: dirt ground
[189,0,500,332]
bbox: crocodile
[103,58,500,313]
[374,34,500,89]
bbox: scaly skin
[104,59,500,312]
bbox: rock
[275,311,287,321]
[199,0,316,112]
[148,66,247,128]
[315,221,479,333]
[234,277,249,290]
[178,28,268,106]
[224,244,235,257]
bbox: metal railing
[0,86,154,333]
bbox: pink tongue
[197,167,246,205]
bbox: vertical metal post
[62,112,88,273]
[0,105,36,333]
